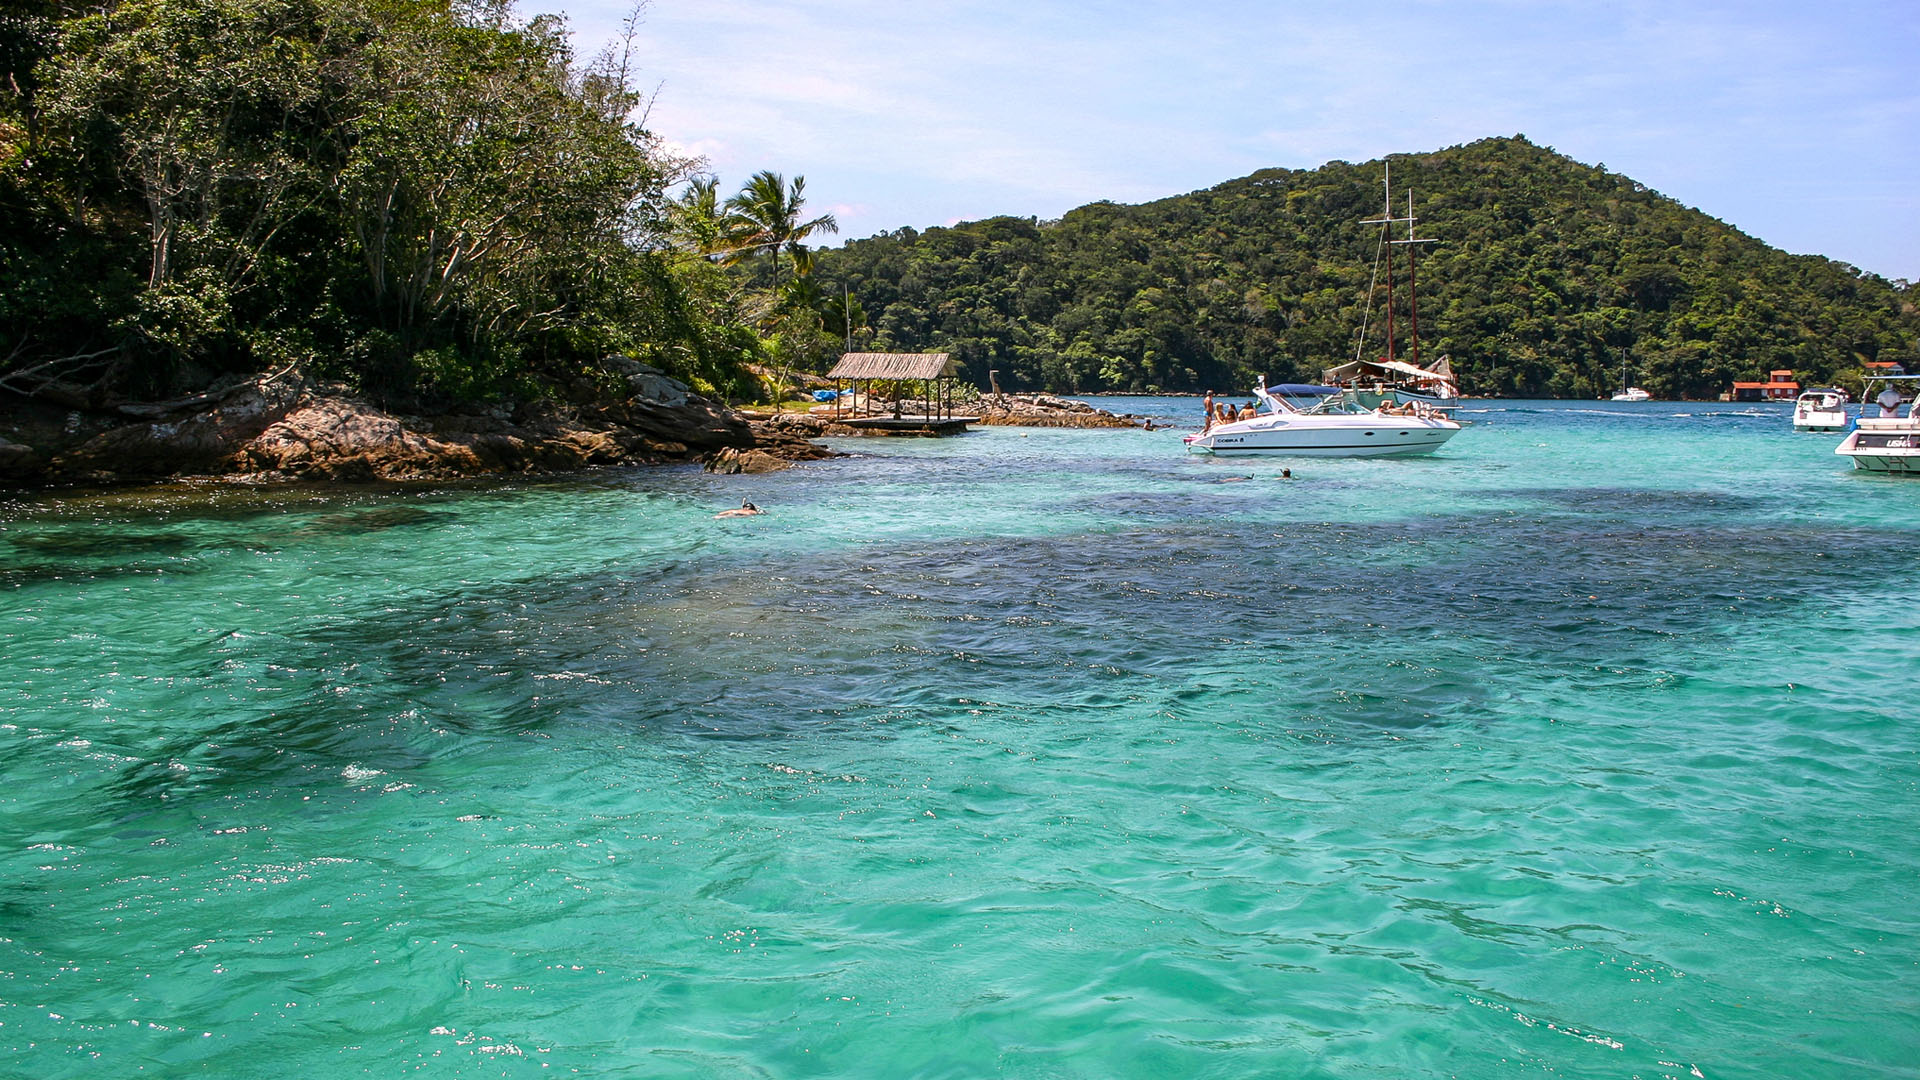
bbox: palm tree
[670,176,728,256]
[723,171,838,304]
[818,286,867,351]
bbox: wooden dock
[841,415,980,437]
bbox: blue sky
[562,0,1919,281]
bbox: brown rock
[2,359,847,488]
[56,380,300,478]
[704,447,792,474]
[0,436,41,481]
[975,393,1139,428]
[235,399,472,480]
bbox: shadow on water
[25,466,1909,802]
[0,496,470,586]
[7,531,197,556]
[1480,485,1770,521]
[287,504,454,535]
[228,506,1906,750]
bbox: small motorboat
[1834,375,1920,473]
[1792,388,1849,432]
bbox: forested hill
[813,137,1919,399]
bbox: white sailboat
[1610,355,1650,401]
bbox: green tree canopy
[813,138,1919,398]
[0,0,774,407]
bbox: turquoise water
[3,399,1916,1078]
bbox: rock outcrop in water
[976,394,1146,428]
[0,360,836,487]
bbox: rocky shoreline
[0,365,1148,490]
[975,393,1145,428]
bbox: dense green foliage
[0,0,777,406]
[814,138,1920,398]
[9,6,1912,412]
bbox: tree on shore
[0,0,795,409]
[809,139,1919,398]
[711,170,840,403]
[723,170,838,303]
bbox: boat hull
[1836,426,1920,472]
[1793,416,1848,432]
[1186,416,1459,457]
[1794,390,1850,432]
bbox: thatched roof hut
[825,352,969,429]
[827,353,957,380]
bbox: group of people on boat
[1201,391,1259,430]
[1375,399,1438,418]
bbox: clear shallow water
[3,399,1916,1078]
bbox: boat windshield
[1253,382,1339,414]
[1298,392,1379,416]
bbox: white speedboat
[1792,388,1849,432]
[1187,163,1463,459]
[1835,375,1920,472]
[1185,382,1460,457]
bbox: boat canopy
[1268,384,1340,396]
[1321,357,1454,386]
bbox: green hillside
[813,137,1919,399]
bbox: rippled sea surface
[4,399,1917,1078]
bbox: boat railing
[1857,415,1920,430]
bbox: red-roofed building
[1730,370,1800,402]
[1865,360,1908,376]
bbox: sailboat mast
[1362,162,1431,374]
[1405,190,1421,368]
[1382,166,1396,364]
[1387,185,1438,374]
